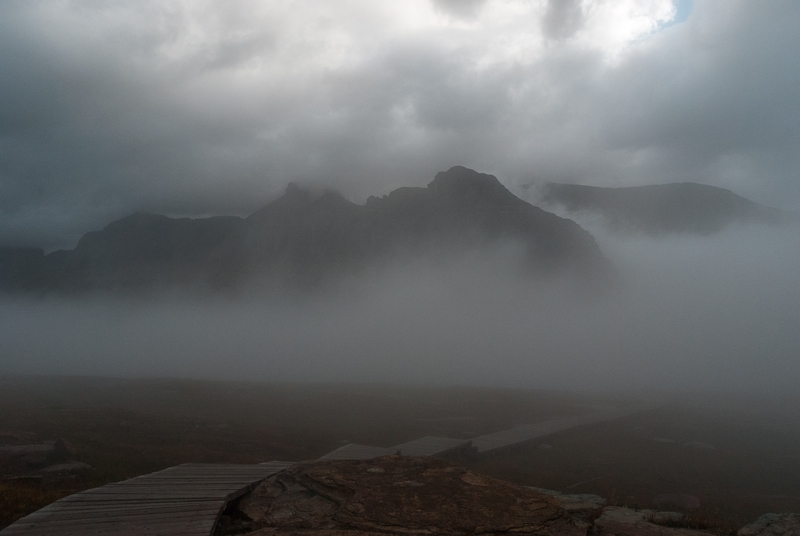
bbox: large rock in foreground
[217,456,585,535]
[218,456,798,535]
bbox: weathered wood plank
[471,407,645,453]
[318,443,399,460]
[0,462,293,536]
[391,436,472,457]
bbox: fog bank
[1,221,797,393]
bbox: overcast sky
[1,0,799,250]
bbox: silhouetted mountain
[541,182,792,236]
[0,167,607,294]
[0,247,45,290]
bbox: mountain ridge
[541,181,793,235]
[0,167,607,294]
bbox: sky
[1,0,799,251]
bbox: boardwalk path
[326,406,650,460]
[0,461,291,536]
[470,406,645,454]
[2,405,651,534]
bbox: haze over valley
[1,164,797,393]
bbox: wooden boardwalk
[2,404,651,534]
[0,461,292,536]
[316,407,648,460]
[471,406,644,454]
[391,436,473,457]
[318,443,398,460]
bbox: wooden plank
[5,516,218,529]
[6,512,218,526]
[391,436,472,457]
[11,501,219,514]
[4,507,219,525]
[318,443,398,460]
[0,462,293,536]
[471,407,645,453]
[3,519,215,536]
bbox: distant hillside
[0,167,607,294]
[541,182,792,236]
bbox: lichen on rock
[217,455,583,535]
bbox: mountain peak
[283,182,312,202]
[427,166,517,207]
[429,166,504,191]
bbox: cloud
[542,0,585,40]
[431,0,488,20]
[0,0,798,251]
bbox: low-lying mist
[1,222,798,393]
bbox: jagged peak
[427,166,517,205]
[313,189,355,207]
[428,166,505,192]
[282,182,313,202]
[248,183,358,221]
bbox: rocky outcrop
[592,507,713,536]
[217,456,798,536]
[216,455,584,535]
[526,486,605,530]
[738,513,800,536]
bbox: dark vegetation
[471,397,800,532]
[2,377,799,531]
[645,511,735,534]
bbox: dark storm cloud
[0,0,798,251]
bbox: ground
[1,377,799,532]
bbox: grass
[0,482,70,529]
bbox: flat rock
[219,455,584,535]
[593,507,711,536]
[738,513,800,536]
[526,487,605,530]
